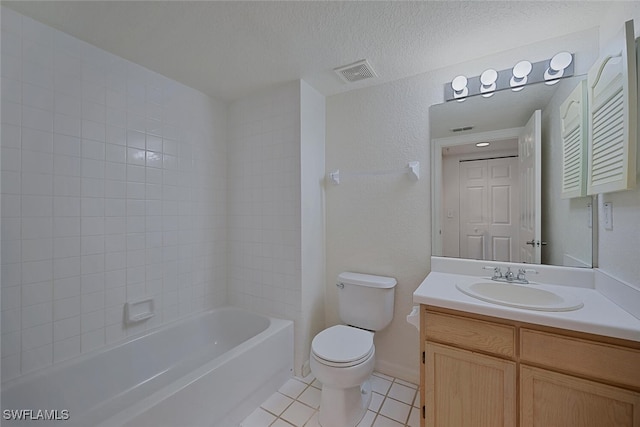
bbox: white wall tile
[2,8,227,381]
[226,83,307,372]
[53,335,80,362]
[21,301,52,329]
[1,56,22,81]
[2,266,22,289]
[55,94,81,117]
[22,61,53,89]
[81,119,105,142]
[22,322,53,351]
[53,219,79,239]
[22,82,53,112]
[2,331,21,358]
[1,8,22,35]
[81,308,104,331]
[81,329,104,353]
[53,256,80,279]
[53,275,80,299]
[54,113,81,137]
[21,343,53,374]
[22,15,54,46]
[53,52,82,80]
[22,105,53,132]
[80,273,104,294]
[21,238,52,262]
[2,354,22,382]
[2,308,22,334]
[53,133,81,156]
[53,296,80,321]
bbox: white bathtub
[1,307,294,427]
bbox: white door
[519,110,542,263]
[459,157,520,261]
[459,160,488,260]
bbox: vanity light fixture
[480,69,498,97]
[510,60,532,91]
[444,53,574,101]
[544,51,573,85]
[451,75,469,101]
[476,142,490,147]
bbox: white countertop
[413,271,640,342]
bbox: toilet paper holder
[406,305,420,330]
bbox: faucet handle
[517,268,538,282]
[483,266,502,278]
[504,267,515,281]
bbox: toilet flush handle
[336,283,344,289]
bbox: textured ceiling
[4,1,618,101]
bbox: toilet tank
[337,272,397,331]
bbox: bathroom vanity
[413,258,640,427]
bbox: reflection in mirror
[431,76,595,267]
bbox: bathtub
[1,307,293,427]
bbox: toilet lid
[312,325,374,364]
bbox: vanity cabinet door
[424,342,516,427]
[586,19,637,195]
[521,365,640,427]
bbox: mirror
[431,76,595,267]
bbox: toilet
[310,272,396,427]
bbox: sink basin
[456,282,583,312]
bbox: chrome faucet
[483,266,503,281]
[504,267,515,282]
[483,266,538,284]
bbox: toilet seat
[312,325,374,368]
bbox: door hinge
[422,405,426,419]
[422,351,425,364]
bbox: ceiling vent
[450,126,474,133]
[334,59,377,83]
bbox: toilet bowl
[310,325,375,427]
[310,272,396,427]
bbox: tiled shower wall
[227,82,302,340]
[1,8,228,382]
[227,81,326,377]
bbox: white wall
[326,26,602,383]
[300,80,326,376]
[326,77,433,382]
[0,8,228,382]
[595,5,640,290]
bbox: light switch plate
[603,202,613,230]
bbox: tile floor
[241,371,420,427]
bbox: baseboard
[374,359,419,385]
[301,360,311,378]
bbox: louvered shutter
[560,81,588,198]
[587,20,637,195]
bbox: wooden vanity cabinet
[420,306,640,427]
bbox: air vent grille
[451,126,474,133]
[334,59,377,83]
